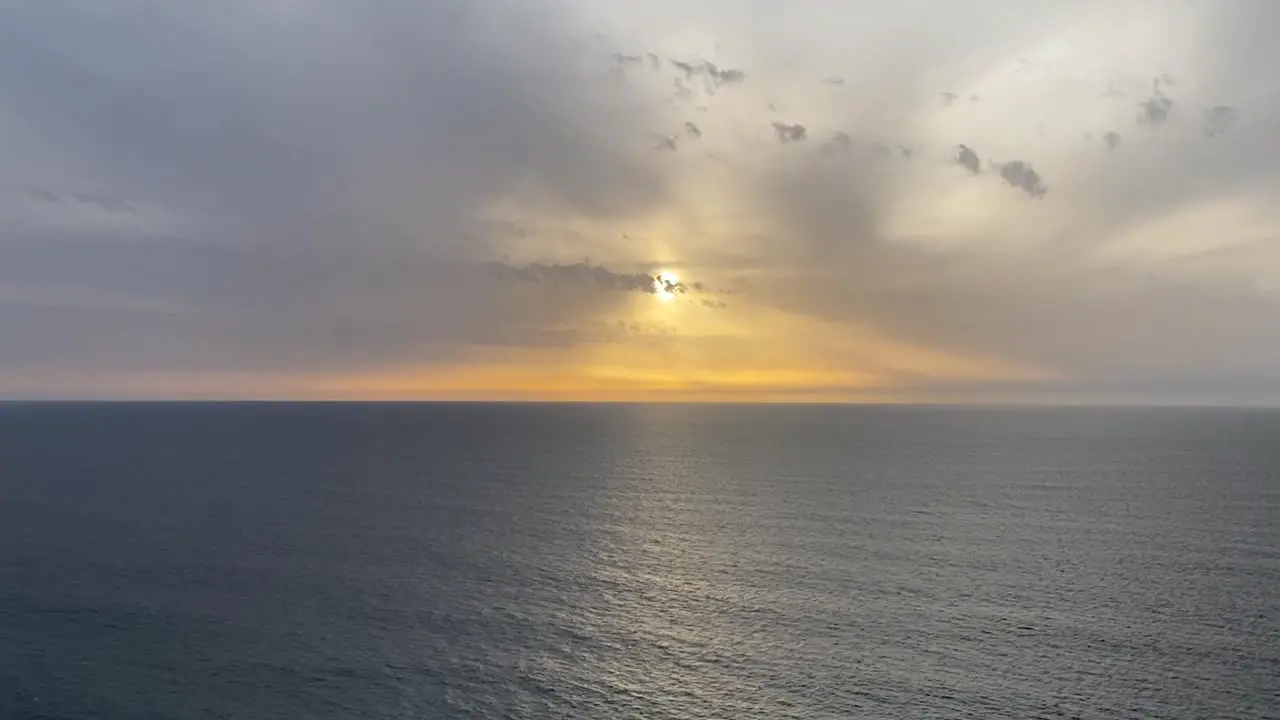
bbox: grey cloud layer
[0,232,695,374]
[0,2,669,240]
[0,1,681,378]
[1,0,1279,401]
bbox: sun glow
[654,271,681,301]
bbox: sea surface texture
[1,403,1277,719]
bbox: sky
[1,0,1277,403]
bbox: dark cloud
[772,122,808,143]
[609,52,644,77]
[669,58,745,92]
[711,67,746,85]
[955,144,982,174]
[22,184,61,204]
[486,261,693,297]
[1138,78,1175,126]
[670,59,699,77]
[995,161,1047,198]
[656,274,685,296]
[1202,106,1238,138]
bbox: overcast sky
[1,0,1277,403]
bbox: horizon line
[2,398,1279,411]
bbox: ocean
[0,403,1277,719]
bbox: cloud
[71,192,135,214]
[1,0,1279,401]
[678,0,1280,402]
[772,122,808,143]
[995,160,1048,198]
[19,185,134,212]
[821,131,853,155]
[21,184,60,204]
[955,144,982,174]
[0,1,670,245]
[0,231,705,377]
[1203,106,1238,138]
[485,260,691,296]
[670,59,699,77]
[669,58,746,91]
[0,0,688,381]
[711,67,746,85]
[1138,78,1175,126]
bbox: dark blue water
[1,403,1277,719]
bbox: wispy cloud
[772,122,808,143]
[1203,106,1239,138]
[1138,78,1175,126]
[485,261,693,296]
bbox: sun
[653,271,681,301]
